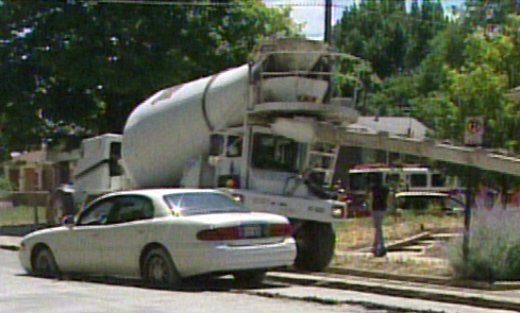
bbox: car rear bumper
[176,238,297,277]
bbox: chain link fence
[0,191,50,228]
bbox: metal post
[324,0,332,44]
[33,205,39,225]
[462,177,473,275]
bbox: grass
[332,254,452,277]
[0,206,47,226]
[335,213,463,251]
[333,212,463,277]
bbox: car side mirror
[62,215,75,228]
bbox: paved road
[0,249,515,313]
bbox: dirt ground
[333,213,463,277]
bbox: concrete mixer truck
[47,38,362,271]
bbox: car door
[95,195,155,277]
[55,198,116,274]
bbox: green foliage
[333,0,447,79]
[367,74,418,115]
[0,206,47,226]
[464,0,519,28]
[347,4,520,155]
[332,53,376,103]
[0,176,12,192]
[426,15,520,151]
[0,0,297,151]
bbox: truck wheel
[293,222,336,271]
[46,192,74,226]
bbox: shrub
[0,176,13,194]
[446,209,520,282]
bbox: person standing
[369,174,389,257]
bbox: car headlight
[331,205,347,218]
[231,193,244,203]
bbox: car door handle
[136,229,145,235]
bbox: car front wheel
[143,248,181,288]
[32,247,60,278]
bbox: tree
[333,0,447,79]
[0,0,297,152]
[352,2,520,156]
[421,16,520,151]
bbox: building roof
[507,86,520,101]
[10,150,48,164]
[346,116,429,140]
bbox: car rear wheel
[233,270,266,286]
[143,248,181,288]
[32,247,60,278]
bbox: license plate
[240,225,263,238]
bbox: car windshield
[164,192,250,216]
[401,196,445,210]
[397,194,461,211]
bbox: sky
[264,0,466,40]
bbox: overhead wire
[80,0,496,31]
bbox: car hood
[20,226,69,242]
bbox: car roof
[395,191,449,198]
[349,167,431,173]
[99,188,224,200]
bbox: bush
[0,176,13,196]
[446,209,520,282]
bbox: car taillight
[197,223,293,241]
[225,177,240,188]
[268,223,293,237]
[197,226,241,241]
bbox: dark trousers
[372,210,387,257]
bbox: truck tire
[46,191,74,226]
[293,222,336,271]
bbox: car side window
[106,196,154,224]
[410,174,427,188]
[78,199,115,226]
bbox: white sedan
[19,189,296,287]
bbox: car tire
[32,246,60,278]
[233,270,266,286]
[294,222,336,271]
[143,248,181,288]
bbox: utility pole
[324,0,332,44]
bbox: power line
[85,0,491,9]
[87,0,232,6]
[81,0,493,29]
